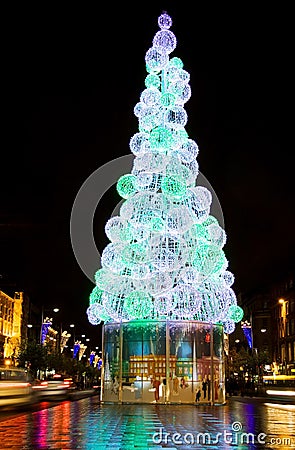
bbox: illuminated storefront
[102,320,225,404]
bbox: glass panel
[102,320,225,404]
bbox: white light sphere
[153,30,177,54]
[166,205,193,234]
[87,303,110,325]
[140,88,161,106]
[105,216,125,242]
[223,320,236,334]
[119,197,134,220]
[169,81,191,105]
[154,293,173,316]
[145,46,169,72]
[135,172,154,188]
[129,132,151,156]
[146,271,174,296]
[150,234,188,271]
[179,266,201,285]
[167,67,182,83]
[133,102,146,118]
[101,243,126,274]
[182,189,211,223]
[164,106,188,129]
[139,106,163,131]
[178,139,199,163]
[130,264,150,280]
[94,268,115,290]
[182,159,199,185]
[223,270,235,287]
[136,173,162,193]
[173,284,201,316]
[191,186,212,210]
[178,69,190,83]
[132,152,166,174]
[206,223,227,248]
[158,12,172,29]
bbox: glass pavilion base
[101,319,225,404]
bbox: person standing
[202,380,208,399]
[207,378,211,401]
[151,378,161,402]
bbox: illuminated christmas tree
[87,12,243,334]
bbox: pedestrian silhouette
[202,380,208,399]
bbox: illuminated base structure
[101,320,225,405]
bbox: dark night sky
[1,4,294,342]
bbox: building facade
[271,274,295,374]
[0,290,27,364]
[229,271,295,376]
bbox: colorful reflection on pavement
[0,397,294,449]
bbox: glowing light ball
[228,305,244,323]
[149,126,173,150]
[153,30,177,54]
[89,286,103,305]
[223,271,235,286]
[140,88,161,106]
[158,12,172,29]
[145,73,161,89]
[179,139,199,163]
[164,106,188,129]
[117,174,137,199]
[123,291,154,319]
[169,56,183,69]
[161,175,186,198]
[145,46,169,72]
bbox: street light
[27,323,42,342]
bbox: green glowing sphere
[122,242,148,265]
[169,57,183,69]
[89,286,103,305]
[228,305,244,323]
[161,92,176,107]
[149,126,173,150]
[117,174,137,199]
[124,291,153,319]
[161,175,186,198]
[192,243,226,275]
[145,73,161,89]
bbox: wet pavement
[0,396,294,449]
